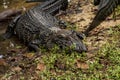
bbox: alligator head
[47,30,87,53]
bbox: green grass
[30,26,119,80]
[42,25,119,79]
[1,25,120,80]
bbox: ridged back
[33,0,68,16]
[14,9,60,43]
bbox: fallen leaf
[0,59,7,66]
[36,63,46,71]
[76,60,89,69]
[11,66,22,72]
[23,53,35,59]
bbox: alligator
[26,0,69,16]
[3,0,87,53]
[84,0,120,36]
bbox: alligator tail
[34,0,68,16]
[26,0,49,3]
[84,0,119,36]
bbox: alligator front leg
[28,40,41,52]
[58,20,67,29]
[3,15,21,39]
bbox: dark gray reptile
[26,0,69,16]
[3,0,87,53]
[84,0,120,36]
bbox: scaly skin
[84,0,120,36]
[3,0,69,39]
[4,0,87,53]
[26,0,69,16]
[26,0,49,2]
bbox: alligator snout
[73,41,87,53]
[70,34,87,53]
[53,30,87,53]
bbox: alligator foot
[55,11,67,17]
[28,40,40,52]
[58,20,67,29]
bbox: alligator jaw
[51,30,87,53]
